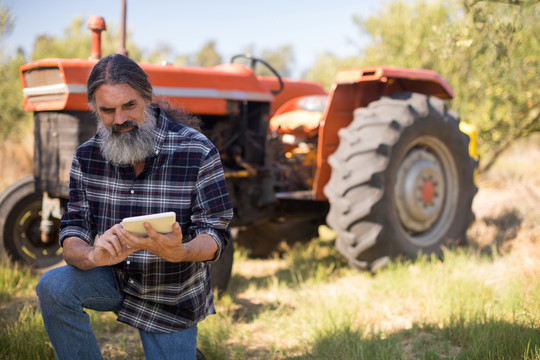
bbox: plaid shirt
[59,108,233,333]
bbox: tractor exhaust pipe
[117,0,128,57]
[87,16,106,60]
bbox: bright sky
[5,0,381,77]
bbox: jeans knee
[36,266,73,306]
[36,268,57,302]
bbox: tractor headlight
[298,95,328,112]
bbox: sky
[4,0,381,77]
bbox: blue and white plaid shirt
[59,108,233,333]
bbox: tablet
[121,212,176,236]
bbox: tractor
[0,14,477,290]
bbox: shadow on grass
[468,208,524,257]
[229,239,348,295]
[226,238,348,322]
[285,318,540,360]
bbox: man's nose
[114,109,127,124]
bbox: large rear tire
[0,176,63,267]
[324,92,477,271]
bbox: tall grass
[1,234,539,359]
[0,252,37,301]
[0,303,54,360]
[0,254,53,359]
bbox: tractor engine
[266,131,317,193]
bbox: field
[0,134,539,359]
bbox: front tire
[325,92,477,271]
[0,176,63,267]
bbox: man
[36,54,233,360]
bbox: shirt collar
[150,106,170,157]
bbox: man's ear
[88,101,96,112]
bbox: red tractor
[0,15,476,289]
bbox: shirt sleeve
[59,155,97,246]
[189,145,233,263]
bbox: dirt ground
[466,133,540,253]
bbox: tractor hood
[20,58,275,115]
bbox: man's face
[93,83,157,166]
[94,83,148,131]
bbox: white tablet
[121,212,176,236]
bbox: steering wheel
[231,54,284,95]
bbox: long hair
[151,99,202,132]
[87,54,202,131]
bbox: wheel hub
[395,149,445,233]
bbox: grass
[1,234,538,360]
[0,133,539,359]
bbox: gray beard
[96,107,157,166]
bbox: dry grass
[0,133,33,192]
[467,132,540,256]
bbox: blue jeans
[36,265,198,360]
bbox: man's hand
[62,226,138,270]
[92,225,137,266]
[115,222,218,263]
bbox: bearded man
[36,54,233,360]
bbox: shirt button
[126,261,131,265]
[130,190,135,194]
[129,279,135,284]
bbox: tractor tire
[236,219,321,258]
[0,176,63,267]
[210,237,234,293]
[324,92,477,271]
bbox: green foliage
[0,3,30,143]
[232,43,296,78]
[303,52,363,90]
[145,42,175,64]
[260,45,294,78]
[0,0,13,36]
[0,50,30,142]
[447,0,540,169]
[31,17,143,61]
[353,0,454,69]
[193,40,222,67]
[31,17,91,60]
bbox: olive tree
[0,4,29,142]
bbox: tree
[193,40,221,67]
[448,0,540,170]
[230,44,296,78]
[303,52,362,90]
[145,42,175,64]
[260,45,294,78]
[32,17,143,61]
[0,3,30,143]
